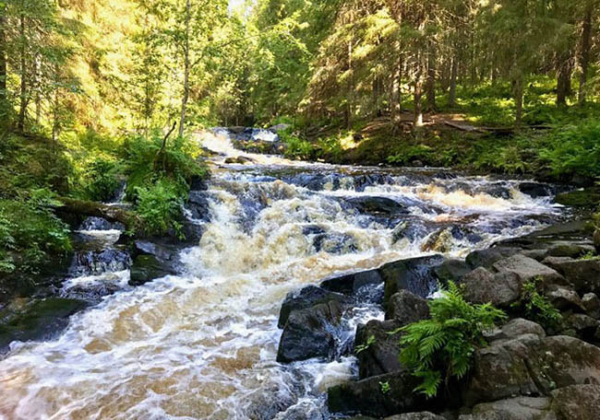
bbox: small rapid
[0,132,564,420]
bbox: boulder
[464,335,600,407]
[543,258,600,294]
[327,371,446,418]
[70,247,131,276]
[547,287,585,312]
[345,196,409,215]
[129,255,177,286]
[550,384,600,420]
[565,314,599,340]
[582,293,600,319]
[381,255,445,303]
[466,247,521,270]
[492,254,566,289]
[546,243,595,259]
[433,259,471,285]
[0,298,87,352]
[487,318,546,342]
[355,319,403,379]
[276,300,344,363]
[517,182,554,198]
[461,267,521,307]
[278,285,349,328]
[459,397,552,420]
[320,269,383,297]
[385,290,430,326]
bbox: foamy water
[0,133,563,420]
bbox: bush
[282,132,317,160]
[80,159,123,202]
[399,282,506,398]
[511,277,562,331]
[135,179,184,237]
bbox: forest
[1,0,600,418]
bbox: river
[0,131,564,419]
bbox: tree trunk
[18,13,27,131]
[513,76,524,128]
[578,6,592,106]
[178,0,191,138]
[556,55,572,107]
[449,56,458,107]
[414,57,424,128]
[58,198,139,228]
[425,42,437,112]
[0,6,8,127]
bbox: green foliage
[387,145,433,166]
[134,179,185,237]
[512,277,562,331]
[540,119,600,178]
[379,381,391,395]
[282,132,317,160]
[355,334,376,354]
[399,282,506,398]
[80,159,123,202]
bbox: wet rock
[594,229,600,252]
[547,287,584,312]
[433,259,470,284]
[461,267,521,307]
[129,255,177,286]
[466,247,521,269]
[0,298,87,351]
[459,396,551,420]
[355,319,403,379]
[550,384,600,420]
[320,269,383,298]
[224,156,255,164]
[327,370,446,418]
[381,255,445,303]
[313,232,358,255]
[546,243,595,259]
[464,335,600,407]
[276,300,343,363]
[582,293,600,319]
[420,228,456,253]
[517,182,554,198]
[554,187,600,208]
[385,290,430,325]
[278,285,349,328]
[492,254,566,290]
[186,190,211,222]
[70,248,132,276]
[354,174,395,192]
[80,216,125,231]
[346,196,409,215]
[543,258,600,294]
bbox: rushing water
[0,131,564,420]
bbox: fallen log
[57,197,139,227]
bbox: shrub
[81,159,123,202]
[511,277,562,331]
[399,282,506,398]
[282,132,317,160]
[387,144,433,166]
[134,179,184,237]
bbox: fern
[399,282,506,398]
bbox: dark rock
[186,190,211,222]
[278,285,349,328]
[276,300,343,363]
[517,182,554,198]
[0,298,87,351]
[80,216,125,231]
[554,187,600,208]
[385,290,430,325]
[550,384,600,420]
[487,318,546,342]
[381,255,445,303]
[464,335,600,407]
[459,397,551,420]
[386,413,446,420]
[346,196,409,215]
[466,247,521,269]
[433,259,470,284]
[547,287,584,312]
[582,293,600,319]
[565,314,599,340]
[129,255,177,286]
[321,269,383,297]
[546,243,595,259]
[70,248,132,276]
[355,319,403,379]
[327,371,446,418]
[461,267,521,307]
[543,258,600,294]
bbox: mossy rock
[0,298,87,351]
[555,187,600,208]
[129,254,176,286]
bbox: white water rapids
[0,131,564,419]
